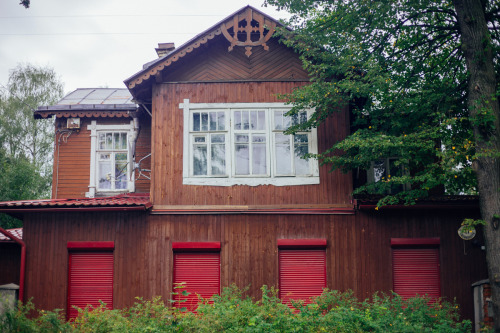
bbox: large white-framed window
[86,120,137,197]
[181,99,319,186]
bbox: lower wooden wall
[23,209,487,321]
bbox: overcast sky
[0,0,290,95]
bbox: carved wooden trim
[220,7,276,57]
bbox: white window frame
[86,120,136,197]
[181,99,319,186]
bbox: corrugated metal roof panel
[0,228,23,241]
[57,88,134,106]
[0,193,151,211]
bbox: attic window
[181,100,319,186]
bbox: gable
[161,36,308,83]
[125,6,308,102]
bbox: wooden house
[0,6,488,322]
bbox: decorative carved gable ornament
[221,8,276,57]
[127,7,278,89]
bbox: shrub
[0,287,472,332]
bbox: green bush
[0,287,472,332]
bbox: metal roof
[0,193,152,213]
[34,88,138,118]
[0,228,22,241]
[57,88,134,105]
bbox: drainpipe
[0,227,25,302]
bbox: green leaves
[266,0,500,204]
[0,64,63,228]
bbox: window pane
[234,111,241,130]
[274,111,284,130]
[257,111,265,130]
[106,133,113,149]
[373,160,386,182]
[210,112,217,131]
[98,161,112,189]
[193,145,207,175]
[235,144,249,175]
[113,133,121,150]
[294,145,310,175]
[217,112,225,131]
[250,111,257,130]
[252,135,266,143]
[252,144,267,174]
[299,111,307,124]
[275,134,291,175]
[120,133,127,150]
[194,136,206,143]
[242,111,249,130]
[211,144,226,175]
[201,113,209,131]
[211,134,225,143]
[235,134,249,143]
[98,133,106,149]
[193,113,201,131]
[99,153,110,160]
[115,153,128,189]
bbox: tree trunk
[453,0,500,331]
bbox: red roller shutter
[392,247,440,301]
[279,249,326,306]
[173,252,220,311]
[68,252,113,319]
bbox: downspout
[0,227,25,302]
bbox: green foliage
[263,0,500,206]
[0,64,64,228]
[0,287,472,332]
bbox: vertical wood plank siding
[51,116,151,198]
[151,82,352,205]
[23,209,486,321]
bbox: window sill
[182,177,319,186]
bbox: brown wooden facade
[22,208,486,321]
[51,114,151,199]
[0,5,488,325]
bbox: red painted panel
[173,252,220,311]
[279,249,326,306]
[277,239,327,249]
[67,241,115,250]
[392,248,441,301]
[172,242,221,251]
[391,238,440,246]
[68,252,113,319]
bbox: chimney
[155,43,175,57]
